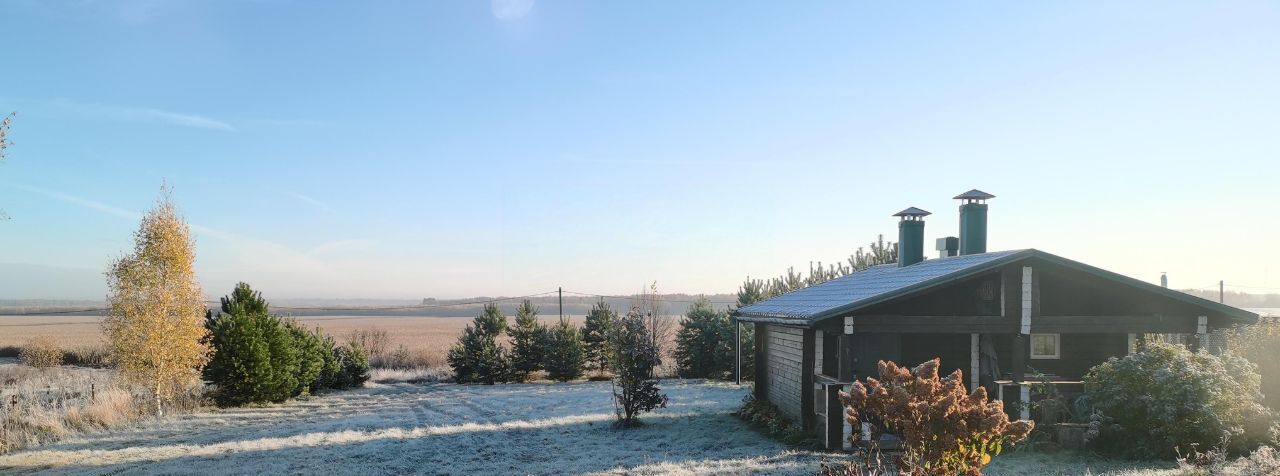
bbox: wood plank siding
[761,324,805,421]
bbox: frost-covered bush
[838,358,1033,475]
[19,336,63,369]
[673,297,735,379]
[543,319,586,382]
[332,343,370,390]
[447,303,512,384]
[610,309,667,427]
[1083,343,1275,459]
[1230,319,1280,412]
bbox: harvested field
[0,314,677,374]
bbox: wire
[561,290,738,305]
[1,291,562,316]
[0,308,110,316]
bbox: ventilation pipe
[955,189,995,255]
[936,237,959,258]
[894,207,930,267]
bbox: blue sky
[1,0,1278,300]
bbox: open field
[0,314,675,374]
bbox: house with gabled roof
[731,189,1259,450]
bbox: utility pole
[558,287,564,321]
[1220,280,1225,304]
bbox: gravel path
[0,380,828,475]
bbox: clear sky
[1,0,1278,301]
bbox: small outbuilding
[732,190,1259,450]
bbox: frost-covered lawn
[0,377,1190,475]
[0,380,833,475]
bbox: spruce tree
[581,298,617,376]
[544,319,586,382]
[509,299,547,381]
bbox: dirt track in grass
[0,380,830,475]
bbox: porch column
[1194,315,1208,352]
[969,333,980,391]
[1012,266,1033,419]
[735,319,742,384]
[1012,266,1032,383]
[838,316,856,381]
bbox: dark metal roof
[892,207,932,218]
[954,189,996,200]
[733,249,1258,327]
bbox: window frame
[1029,333,1061,360]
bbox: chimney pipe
[936,237,959,258]
[894,207,930,267]
[954,189,995,255]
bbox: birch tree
[0,112,13,220]
[104,187,211,415]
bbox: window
[1030,333,1060,360]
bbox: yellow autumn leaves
[103,187,211,416]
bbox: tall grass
[0,363,168,454]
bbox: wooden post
[735,319,742,385]
[1195,315,1208,352]
[1012,266,1032,384]
[969,333,980,391]
[1019,385,1031,420]
[839,316,856,382]
[826,385,843,449]
[754,324,766,399]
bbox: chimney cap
[893,207,932,219]
[954,189,995,201]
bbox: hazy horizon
[3,1,1279,300]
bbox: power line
[1,291,563,316]
[561,290,738,305]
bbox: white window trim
[1030,333,1061,360]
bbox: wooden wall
[761,324,805,421]
[992,332,1128,380]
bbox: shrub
[673,297,734,379]
[287,321,327,397]
[332,343,371,389]
[838,358,1034,475]
[509,299,548,382]
[347,328,390,363]
[19,336,63,369]
[610,308,668,427]
[447,303,512,384]
[1083,343,1274,459]
[544,319,586,382]
[1230,319,1280,412]
[736,394,816,447]
[582,298,618,376]
[314,331,343,392]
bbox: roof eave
[804,249,1035,322]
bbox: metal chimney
[954,189,995,255]
[894,207,930,267]
[936,237,959,258]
